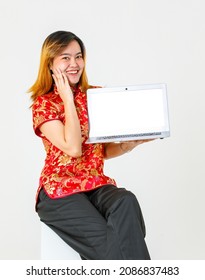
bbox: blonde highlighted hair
[28,31,90,103]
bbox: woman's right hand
[39,67,82,157]
[52,68,73,103]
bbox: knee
[113,189,146,236]
[118,189,139,206]
[109,189,140,215]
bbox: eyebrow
[60,52,82,56]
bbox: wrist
[63,95,75,105]
[120,143,132,153]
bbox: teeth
[67,71,78,74]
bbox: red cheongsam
[32,86,116,201]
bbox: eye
[76,54,83,59]
[62,56,70,60]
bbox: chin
[69,82,79,89]
[68,77,80,86]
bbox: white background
[0,0,204,260]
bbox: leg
[89,185,150,259]
[37,189,108,260]
[37,186,150,260]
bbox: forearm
[63,99,82,156]
[104,139,154,160]
[104,142,133,159]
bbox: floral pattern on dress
[32,86,116,200]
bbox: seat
[41,222,80,260]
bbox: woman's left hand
[120,139,155,153]
[104,139,156,159]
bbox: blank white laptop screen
[86,83,170,143]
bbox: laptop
[86,83,170,143]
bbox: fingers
[52,68,71,91]
[52,68,67,85]
[142,138,155,143]
[121,138,155,151]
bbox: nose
[69,57,78,67]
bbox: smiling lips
[66,70,79,74]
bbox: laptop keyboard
[97,132,161,140]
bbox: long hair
[28,31,90,103]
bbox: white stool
[41,223,80,260]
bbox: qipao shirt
[32,86,116,200]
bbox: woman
[29,30,151,260]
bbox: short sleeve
[32,96,60,137]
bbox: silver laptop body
[86,83,170,144]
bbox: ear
[49,62,53,71]
[49,64,53,74]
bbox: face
[51,40,85,87]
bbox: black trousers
[37,184,150,260]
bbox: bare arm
[104,139,155,159]
[40,69,82,157]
